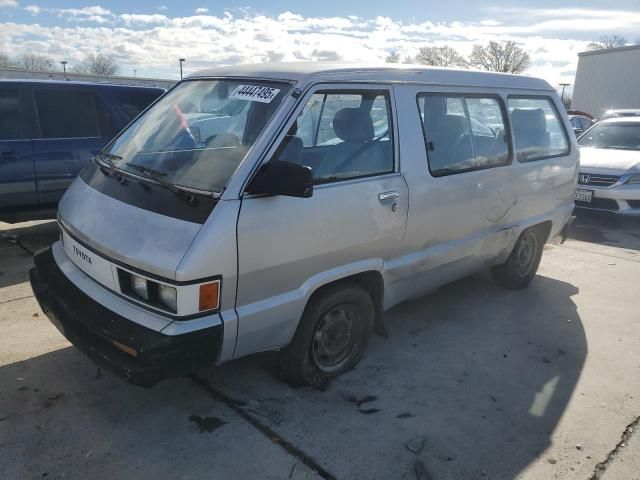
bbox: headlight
[626,173,640,184]
[159,284,178,312]
[131,274,149,300]
[117,268,220,316]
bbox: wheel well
[534,220,553,243]
[309,271,387,338]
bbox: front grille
[575,198,619,210]
[578,173,620,187]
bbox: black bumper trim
[29,247,222,387]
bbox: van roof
[188,62,554,91]
[0,78,164,90]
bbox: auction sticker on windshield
[229,85,281,103]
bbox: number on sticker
[229,85,281,103]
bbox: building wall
[0,67,176,89]
[572,45,640,118]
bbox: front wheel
[279,282,374,386]
[492,226,545,290]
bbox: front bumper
[29,248,222,387]
[575,182,640,216]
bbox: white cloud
[0,0,18,7]
[195,7,209,14]
[120,14,170,26]
[49,5,114,23]
[1,7,638,84]
[24,4,39,14]
[158,5,167,11]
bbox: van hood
[58,176,205,280]
[579,147,640,174]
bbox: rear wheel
[279,282,374,386]
[492,226,545,290]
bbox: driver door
[234,84,409,358]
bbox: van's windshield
[104,79,290,193]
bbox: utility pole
[60,60,67,80]
[559,83,570,108]
[179,58,185,80]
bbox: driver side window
[273,90,394,184]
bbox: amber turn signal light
[199,281,220,311]
[112,340,138,358]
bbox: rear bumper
[29,248,222,387]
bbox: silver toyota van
[30,63,578,387]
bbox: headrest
[437,114,468,132]
[511,108,546,132]
[333,108,374,143]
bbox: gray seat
[276,135,303,165]
[427,114,474,172]
[314,108,389,180]
[511,108,550,159]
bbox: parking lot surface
[1,213,639,480]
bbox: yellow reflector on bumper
[112,340,138,358]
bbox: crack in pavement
[0,231,35,256]
[558,243,640,263]
[189,374,337,480]
[589,415,640,480]
[0,294,35,305]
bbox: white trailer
[572,45,640,119]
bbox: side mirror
[573,127,583,136]
[247,161,313,198]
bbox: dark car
[569,114,595,136]
[0,80,164,223]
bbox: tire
[279,282,375,386]
[492,226,545,290]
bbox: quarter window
[35,89,99,139]
[508,97,569,162]
[417,94,510,176]
[0,89,22,140]
[273,90,394,183]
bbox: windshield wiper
[128,162,200,204]
[94,152,123,178]
[93,152,124,183]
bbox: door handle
[378,190,400,202]
[1,151,18,161]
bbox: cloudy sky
[1,0,639,88]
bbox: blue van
[0,80,164,223]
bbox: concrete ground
[1,212,639,480]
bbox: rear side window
[116,90,162,121]
[0,89,22,140]
[508,97,569,162]
[417,94,510,176]
[274,90,394,183]
[35,89,99,139]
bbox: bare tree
[0,53,12,68]
[414,45,467,68]
[385,51,400,63]
[587,35,628,50]
[20,53,54,71]
[469,41,530,74]
[74,54,119,76]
